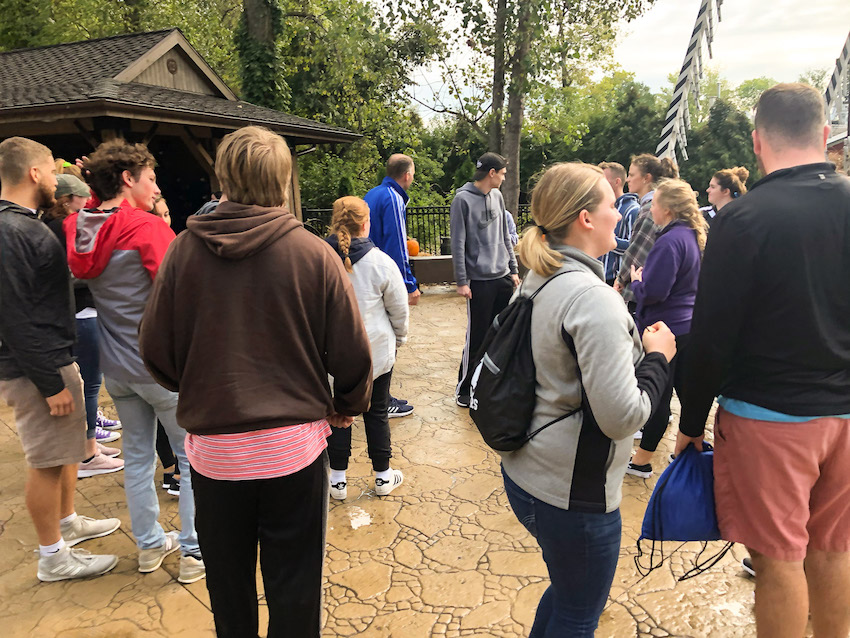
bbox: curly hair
[84,139,156,201]
[330,196,370,273]
[654,179,708,252]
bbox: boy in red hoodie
[64,140,203,584]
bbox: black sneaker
[455,394,470,408]
[161,472,175,490]
[742,557,756,577]
[387,397,414,418]
[626,462,653,478]
[164,474,180,496]
[390,395,410,406]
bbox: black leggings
[640,332,690,453]
[327,369,393,472]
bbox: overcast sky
[614,0,850,91]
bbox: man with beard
[0,137,120,581]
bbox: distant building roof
[0,29,360,144]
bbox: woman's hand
[642,321,676,362]
[630,265,643,283]
[327,413,354,429]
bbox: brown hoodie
[139,201,373,435]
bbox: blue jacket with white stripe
[364,177,417,293]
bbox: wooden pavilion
[0,29,360,230]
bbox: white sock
[330,470,346,484]
[40,538,66,557]
[375,469,392,483]
[59,512,77,526]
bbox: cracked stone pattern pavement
[0,286,795,637]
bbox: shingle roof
[0,30,360,143]
[0,30,174,86]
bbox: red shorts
[713,407,850,561]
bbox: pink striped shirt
[186,420,331,481]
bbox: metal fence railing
[303,204,532,256]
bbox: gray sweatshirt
[450,182,518,286]
[501,245,657,513]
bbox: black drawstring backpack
[468,271,581,451]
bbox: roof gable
[0,29,235,100]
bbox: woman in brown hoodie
[140,126,373,638]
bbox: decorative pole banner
[825,30,850,126]
[656,0,723,163]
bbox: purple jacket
[631,221,700,336]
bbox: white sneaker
[61,514,121,546]
[178,555,206,584]
[138,530,180,573]
[633,429,643,440]
[375,469,404,496]
[37,546,118,582]
[77,454,124,478]
[330,480,347,501]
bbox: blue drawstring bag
[635,444,733,580]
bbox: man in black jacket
[0,137,119,581]
[676,85,850,638]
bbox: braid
[330,196,370,273]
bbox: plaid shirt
[616,192,658,303]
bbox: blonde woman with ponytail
[627,179,706,477]
[502,163,675,637]
[325,196,409,500]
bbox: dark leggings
[156,421,176,469]
[327,370,392,472]
[639,332,690,453]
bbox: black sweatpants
[639,332,690,453]
[191,452,328,638]
[327,369,392,472]
[456,275,515,398]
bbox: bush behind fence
[304,204,532,256]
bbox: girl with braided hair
[325,196,409,500]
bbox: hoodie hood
[617,192,639,206]
[186,200,302,260]
[326,235,375,267]
[458,182,487,197]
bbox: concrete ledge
[411,255,455,285]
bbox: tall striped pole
[656,0,723,162]
[824,31,850,170]
[824,30,849,125]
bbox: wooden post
[290,155,303,221]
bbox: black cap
[474,152,508,179]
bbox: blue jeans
[502,467,621,638]
[104,376,198,555]
[74,317,101,438]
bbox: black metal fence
[303,204,532,256]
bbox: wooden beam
[73,120,100,149]
[177,125,216,182]
[142,122,159,145]
[290,156,303,220]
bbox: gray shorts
[0,363,87,468]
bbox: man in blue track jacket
[364,154,417,417]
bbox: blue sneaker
[387,397,414,418]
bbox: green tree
[677,99,757,206]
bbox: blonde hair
[654,179,708,252]
[215,126,292,207]
[330,196,370,273]
[0,136,52,186]
[598,161,626,183]
[55,158,84,180]
[713,166,749,198]
[518,163,605,277]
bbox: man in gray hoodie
[451,152,520,407]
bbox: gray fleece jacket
[501,245,667,513]
[450,182,518,286]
